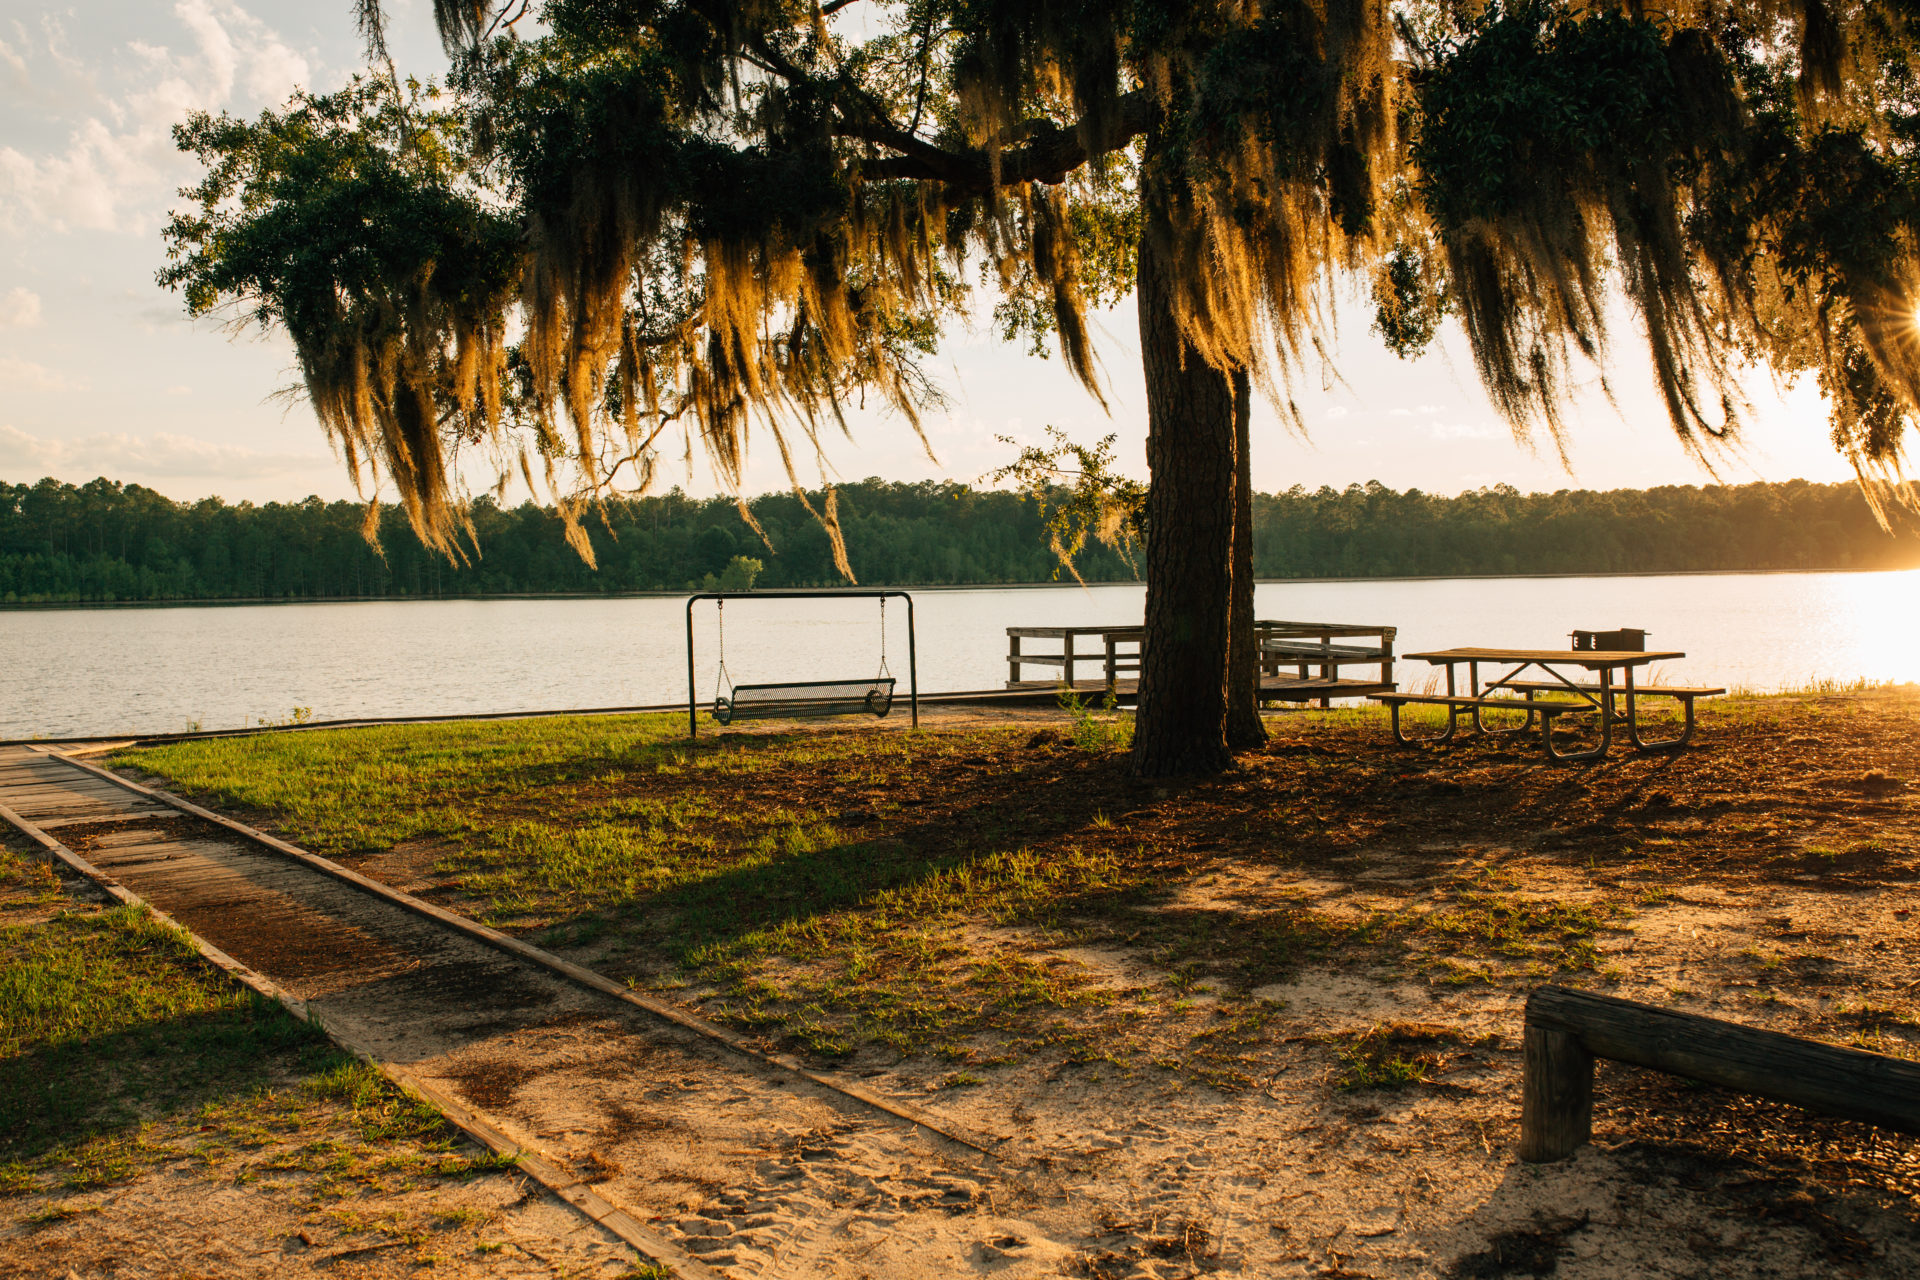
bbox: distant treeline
[0,474,1914,604]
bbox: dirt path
[0,748,1082,1279]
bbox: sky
[0,1,1863,509]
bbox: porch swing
[685,590,918,737]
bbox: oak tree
[164,0,1920,775]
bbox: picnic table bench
[1371,647,1722,762]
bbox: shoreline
[0,562,1911,611]
[8,678,1912,755]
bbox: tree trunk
[1224,367,1268,750]
[1130,185,1237,778]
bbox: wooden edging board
[33,747,1007,1158]
[1520,984,1920,1162]
[0,797,725,1280]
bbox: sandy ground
[2,1153,641,1280]
[516,869,1915,1280]
[10,696,1920,1278]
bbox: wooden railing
[1005,625,1142,691]
[1006,619,1397,702]
[1258,621,1396,692]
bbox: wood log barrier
[1520,985,1920,1162]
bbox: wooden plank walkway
[0,747,1023,1278]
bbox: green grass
[122,714,701,858]
[0,838,484,1204]
[116,715,1174,1062]
[108,704,1715,1073]
[0,885,323,1165]
[1408,868,1625,974]
[109,708,1663,1071]
[1057,687,1135,750]
[1331,1022,1463,1092]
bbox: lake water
[3,570,1917,739]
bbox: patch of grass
[306,1060,454,1145]
[1058,688,1134,751]
[1827,999,1918,1032]
[1170,997,1292,1090]
[25,1199,102,1228]
[1332,1022,1462,1092]
[0,845,482,1209]
[1409,870,1625,973]
[0,889,321,1164]
[1148,902,1392,990]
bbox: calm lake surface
[4,570,1917,739]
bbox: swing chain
[714,599,730,700]
[877,597,891,679]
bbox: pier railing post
[1519,1021,1594,1163]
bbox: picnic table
[1371,647,1724,762]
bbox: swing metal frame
[685,590,919,738]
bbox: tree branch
[849,91,1155,190]
[735,26,1149,193]
[908,12,935,135]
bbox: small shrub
[1058,687,1133,750]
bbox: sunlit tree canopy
[161,0,1920,561]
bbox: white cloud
[0,3,314,234]
[1429,420,1506,442]
[0,422,325,480]
[0,356,73,392]
[0,31,27,84]
[0,287,41,328]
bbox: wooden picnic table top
[1407,647,1684,667]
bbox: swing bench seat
[712,677,896,725]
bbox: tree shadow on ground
[0,999,327,1165]
[607,741,1161,958]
